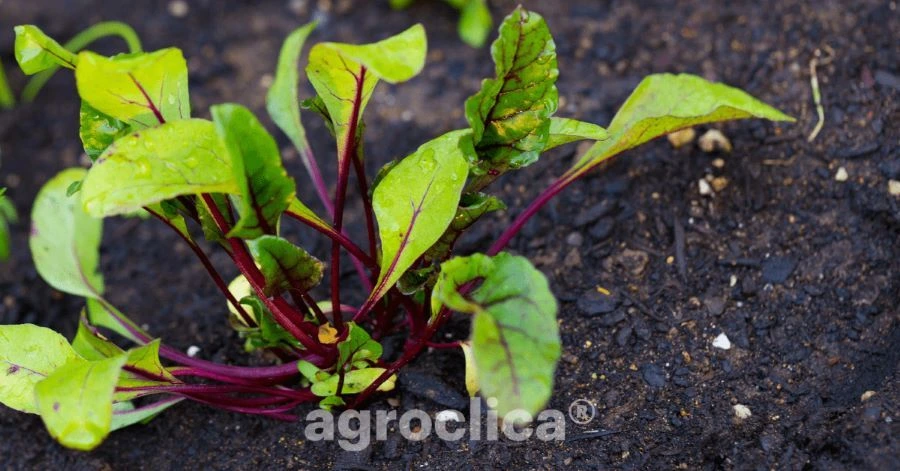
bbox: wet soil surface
[1,0,898,469]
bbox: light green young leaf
[249,235,324,296]
[211,104,295,239]
[80,101,132,161]
[0,324,81,414]
[570,73,795,177]
[81,119,239,217]
[458,0,492,48]
[266,22,317,155]
[544,117,608,151]
[14,25,77,74]
[75,48,190,128]
[434,252,560,419]
[310,368,396,396]
[73,314,124,361]
[111,396,183,431]
[363,130,471,312]
[307,24,426,165]
[285,196,332,235]
[465,7,558,174]
[30,168,104,298]
[237,296,301,351]
[35,354,128,451]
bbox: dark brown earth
[1,0,898,469]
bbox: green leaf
[211,104,295,239]
[249,236,324,297]
[81,119,239,217]
[196,193,234,246]
[434,252,560,418]
[14,25,77,74]
[336,323,383,370]
[306,24,426,166]
[73,314,124,361]
[0,324,81,414]
[111,396,182,431]
[35,354,128,451]
[364,130,471,311]
[75,48,190,128]
[390,0,415,8]
[458,0,492,48]
[145,201,192,241]
[424,192,506,263]
[79,101,132,161]
[310,368,395,396]
[0,192,15,262]
[465,7,558,174]
[237,296,301,351]
[285,196,332,235]
[544,117,608,151]
[30,168,104,298]
[570,73,796,176]
[266,22,317,154]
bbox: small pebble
[712,332,732,350]
[835,167,849,182]
[733,404,752,420]
[667,128,696,148]
[698,179,713,196]
[888,180,900,196]
[566,232,584,246]
[761,256,797,284]
[642,364,666,388]
[711,176,729,192]
[698,129,732,153]
[712,158,726,169]
[861,390,877,402]
[187,345,201,357]
[168,0,189,17]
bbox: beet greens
[0,7,793,450]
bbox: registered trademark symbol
[568,398,597,425]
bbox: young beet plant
[0,8,792,450]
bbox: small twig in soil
[807,46,834,143]
[565,429,620,442]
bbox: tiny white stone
[168,0,189,17]
[435,410,463,422]
[835,167,849,182]
[698,178,713,196]
[861,390,876,402]
[712,332,732,350]
[888,180,900,196]
[733,404,752,420]
[729,275,738,287]
[187,345,201,357]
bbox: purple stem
[487,174,573,255]
[300,143,335,217]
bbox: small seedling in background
[390,0,492,47]
[0,7,792,450]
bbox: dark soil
[1,0,898,469]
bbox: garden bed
[1,0,897,468]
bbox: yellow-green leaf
[0,324,81,414]
[570,73,795,177]
[13,25,76,74]
[75,48,190,128]
[544,117,608,151]
[30,168,104,298]
[81,119,239,217]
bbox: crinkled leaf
[336,323,382,370]
[35,354,128,451]
[458,0,492,48]
[307,24,426,168]
[434,252,560,418]
[14,25,77,74]
[75,48,189,128]
[111,396,182,431]
[81,119,239,217]
[465,7,558,173]
[544,117,608,151]
[30,168,104,298]
[267,22,317,152]
[249,235,324,296]
[212,104,295,239]
[80,101,132,161]
[0,324,81,414]
[365,130,471,311]
[570,73,795,176]
[310,368,395,396]
[424,192,506,263]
